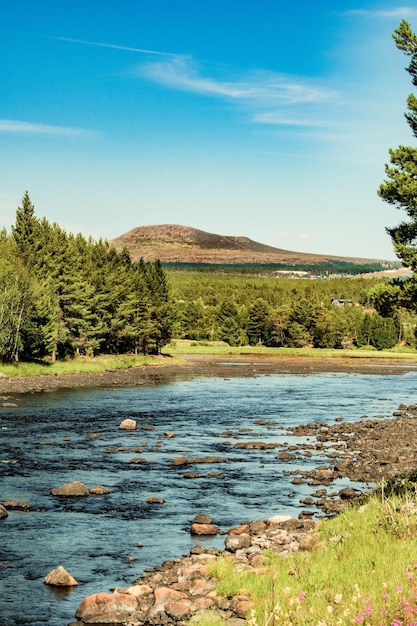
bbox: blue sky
[1,1,417,260]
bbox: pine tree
[378,21,417,274]
[12,192,40,267]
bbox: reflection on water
[0,370,415,625]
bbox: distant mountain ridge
[111,224,390,266]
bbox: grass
[163,339,417,361]
[200,483,417,626]
[0,353,183,378]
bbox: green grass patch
[0,354,184,378]
[202,486,417,625]
[163,340,417,361]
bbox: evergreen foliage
[2,191,414,362]
[0,194,173,361]
[169,270,417,350]
[377,20,417,319]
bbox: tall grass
[0,354,183,378]
[203,485,417,625]
[164,340,417,361]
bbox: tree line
[1,192,416,363]
[0,192,173,361]
[170,271,415,350]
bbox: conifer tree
[12,191,40,266]
[378,21,417,278]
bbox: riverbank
[72,399,417,625]
[2,356,416,625]
[1,352,417,396]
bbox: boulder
[50,481,89,497]
[172,455,188,466]
[183,471,199,479]
[338,487,359,499]
[119,419,137,430]
[149,587,189,619]
[1,500,30,510]
[75,592,138,623]
[164,431,176,438]
[89,485,110,495]
[315,468,334,482]
[44,565,78,587]
[146,497,165,504]
[224,532,251,552]
[277,451,296,461]
[0,504,8,519]
[190,523,219,535]
[192,514,212,524]
[234,441,277,450]
[187,456,225,464]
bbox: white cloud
[253,112,333,127]
[342,7,417,18]
[139,57,336,105]
[52,36,175,57]
[57,35,339,129]
[0,119,98,137]
[137,57,338,128]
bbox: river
[1,367,416,625]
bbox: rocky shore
[70,515,318,626]
[65,398,417,625]
[2,355,417,625]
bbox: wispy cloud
[0,119,98,137]
[253,112,333,127]
[139,57,335,104]
[137,57,338,127]
[58,36,338,129]
[342,7,417,18]
[53,36,175,57]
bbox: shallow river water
[1,367,416,625]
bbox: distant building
[331,298,352,306]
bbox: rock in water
[50,481,89,497]
[75,592,138,623]
[0,504,8,519]
[119,418,137,430]
[44,566,78,586]
[89,485,110,495]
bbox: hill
[111,224,391,267]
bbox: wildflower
[297,592,306,603]
[327,605,333,614]
[396,585,403,593]
[334,593,343,604]
[352,583,362,603]
[282,586,291,595]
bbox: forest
[169,271,416,351]
[1,192,416,363]
[0,193,172,362]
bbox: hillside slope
[111,224,388,265]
